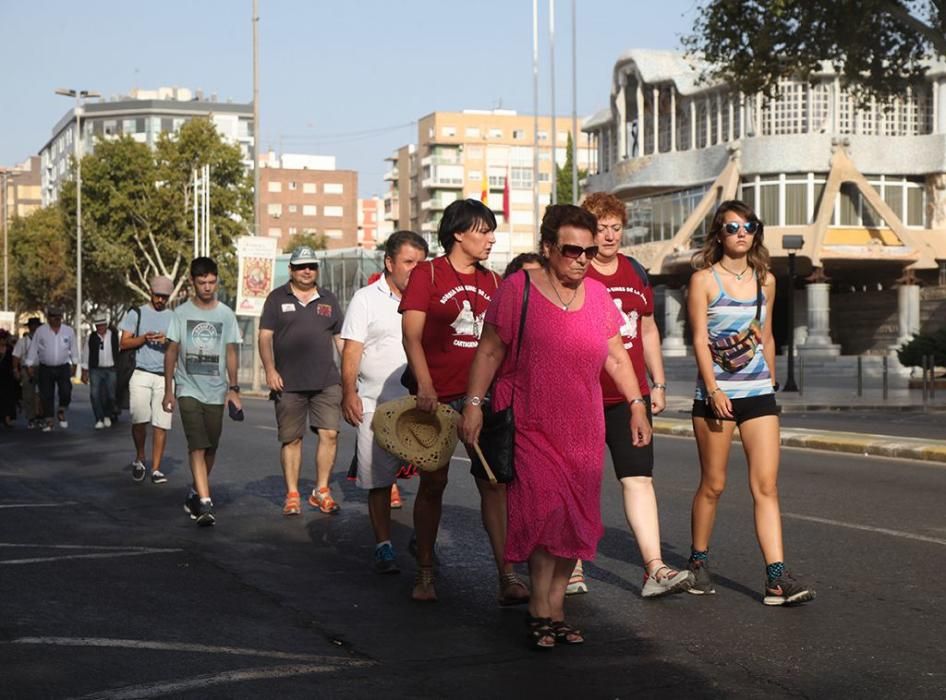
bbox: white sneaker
[58,420,68,429]
[642,566,695,598]
[41,423,53,433]
[94,420,105,430]
[103,417,112,428]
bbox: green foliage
[897,327,946,367]
[684,1,946,106]
[283,230,327,254]
[554,133,587,205]
[9,207,75,315]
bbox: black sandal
[551,620,584,645]
[528,617,555,650]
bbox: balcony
[420,154,460,168]
[421,175,464,189]
[383,167,399,182]
[421,194,458,211]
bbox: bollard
[882,355,888,401]
[856,355,863,397]
[799,356,804,397]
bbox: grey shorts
[178,396,224,452]
[274,384,342,443]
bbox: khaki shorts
[178,396,224,451]
[355,411,402,490]
[274,384,342,443]
[129,369,173,430]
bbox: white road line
[783,512,946,546]
[254,424,278,431]
[66,664,354,700]
[1,550,182,566]
[9,637,373,665]
[0,543,180,551]
[0,502,79,508]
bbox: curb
[653,418,946,465]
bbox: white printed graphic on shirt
[449,300,485,340]
[614,298,639,349]
[185,320,222,376]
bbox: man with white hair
[82,316,119,429]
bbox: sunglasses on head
[722,221,760,236]
[291,263,319,271]
[555,243,599,259]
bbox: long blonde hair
[692,200,770,278]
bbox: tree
[8,207,75,316]
[283,230,327,254]
[554,133,588,205]
[683,1,946,104]
[897,327,946,368]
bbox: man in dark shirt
[259,247,343,516]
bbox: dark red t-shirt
[585,256,653,404]
[398,256,499,402]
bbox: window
[303,205,317,216]
[510,167,532,188]
[324,206,344,217]
[268,227,281,237]
[488,128,503,139]
[441,126,456,137]
[325,229,344,239]
[468,170,482,181]
[512,129,525,140]
[288,204,298,213]
[267,203,282,217]
[288,181,297,191]
[324,183,344,194]
[303,182,317,194]
[784,183,808,225]
[267,181,282,193]
[465,127,481,138]
[538,172,551,182]
[288,227,298,235]
[537,131,549,141]
[123,119,137,134]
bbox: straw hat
[371,396,459,471]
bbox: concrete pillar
[797,281,841,357]
[653,86,660,153]
[661,287,688,357]
[636,82,645,156]
[670,89,676,151]
[895,284,921,349]
[616,80,627,160]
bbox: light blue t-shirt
[119,305,172,373]
[166,300,242,405]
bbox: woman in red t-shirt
[399,198,530,605]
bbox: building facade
[384,110,594,267]
[357,197,392,250]
[2,156,42,220]
[583,50,946,359]
[259,153,358,251]
[40,87,254,205]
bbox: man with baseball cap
[260,246,344,516]
[82,316,119,429]
[12,318,42,427]
[119,275,174,483]
[24,305,78,432]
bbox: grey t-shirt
[119,305,172,373]
[166,300,242,405]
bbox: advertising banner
[236,236,277,316]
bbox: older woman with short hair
[461,204,651,649]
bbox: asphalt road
[1,389,944,698]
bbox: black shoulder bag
[476,270,530,485]
[116,307,141,410]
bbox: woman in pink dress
[461,205,652,650]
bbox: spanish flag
[481,168,489,203]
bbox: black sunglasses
[291,264,319,271]
[556,243,599,260]
[722,221,760,236]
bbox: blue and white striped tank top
[694,268,773,400]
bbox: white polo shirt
[340,275,408,413]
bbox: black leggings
[38,364,72,418]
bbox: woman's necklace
[717,261,750,281]
[446,256,481,337]
[546,269,579,310]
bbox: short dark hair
[437,199,497,253]
[539,204,598,250]
[384,230,429,261]
[503,252,545,278]
[190,257,218,278]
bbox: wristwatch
[629,397,646,407]
[229,385,241,393]
[465,395,483,407]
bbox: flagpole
[571,0,578,204]
[549,0,557,206]
[532,0,540,248]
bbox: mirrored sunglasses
[723,221,760,236]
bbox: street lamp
[55,87,100,365]
[782,234,804,392]
[1,168,26,311]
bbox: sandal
[528,617,555,650]
[282,492,301,516]
[551,620,584,645]
[308,487,340,514]
[498,572,530,606]
[412,565,437,602]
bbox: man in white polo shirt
[340,230,428,574]
[25,306,78,432]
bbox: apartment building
[259,153,358,251]
[2,156,42,220]
[39,87,254,205]
[357,197,392,250]
[384,110,593,264]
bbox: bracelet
[707,387,722,399]
[629,397,646,407]
[652,383,667,391]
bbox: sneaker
[642,565,695,598]
[282,491,301,516]
[94,420,105,430]
[58,420,68,429]
[196,500,215,527]
[686,559,716,595]
[150,470,167,484]
[131,460,147,482]
[764,572,815,606]
[566,560,588,596]
[308,487,340,514]
[103,416,112,428]
[183,493,201,520]
[41,423,53,433]
[374,543,400,574]
[390,483,403,509]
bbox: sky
[0,0,700,198]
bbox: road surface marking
[254,425,278,431]
[66,663,369,699]
[783,513,946,546]
[0,502,79,508]
[0,543,179,551]
[9,637,373,665]
[1,550,183,566]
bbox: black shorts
[446,397,491,481]
[604,400,654,479]
[691,394,779,426]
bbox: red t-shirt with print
[585,255,653,404]
[398,256,499,402]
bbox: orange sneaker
[308,486,340,514]
[282,491,301,516]
[390,483,403,509]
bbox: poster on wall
[235,236,277,317]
